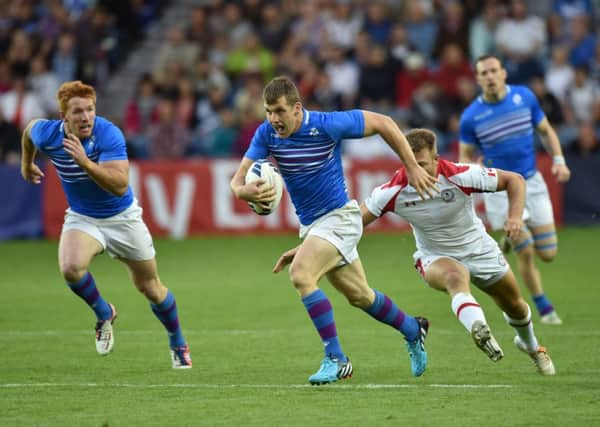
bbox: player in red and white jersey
[361,128,555,375]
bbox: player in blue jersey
[459,55,571,325]
[20,81,192,368]
[230,76,439,384]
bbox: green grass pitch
[1,227,599,426]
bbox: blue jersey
[31,116,134,218]
[459,85,545,179]
[245,109,365,225]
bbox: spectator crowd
[1,0,599,164]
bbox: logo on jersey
[481,168,496,177]
[512,94,522,105]
[441,189,455,202]
[474,109,493,121]
[498,254,507,266]
[309,127,320,136]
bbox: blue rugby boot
[308,355,353,385]
[405,316,429,377]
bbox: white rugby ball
[245,160,284,215]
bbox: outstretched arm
[495,169,526,240]
[360,202,378,227]
[536,117,571,183]
[20,119,45,184]
[362,111,438,199]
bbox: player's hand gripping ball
[245,160,284,215]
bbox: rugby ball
[244,160,284,215]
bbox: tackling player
[362,128,555,375]
[231,76,438,384]
[459,55,571,325]
[20,81,192,368]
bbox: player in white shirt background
[361,128,555,375]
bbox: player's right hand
[239,179,276,204]
[21,163,45,184]
[406,165,439,199]
[504,217,523,241]
[272,246,299,273]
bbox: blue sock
[302,289,346,361]
[532,294,554,316]
[151,290,186,348]
[67,272,112,320]
[366,289,419,341]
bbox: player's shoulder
[381,166,409,190]
[509,84,537,101]
[460,97,484,121]
[30,118,62,143]
[437,159,473,178]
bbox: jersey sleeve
[29,120,53,149]
[458,111,477,145]
[322,110,365,140]
[523,86,545,126]
[447,163,499,193]
[98,124,128,162]
[244,121,270,160]
[364,170,404,217]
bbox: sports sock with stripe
[451,292,487,331]
[151,290,186,348]
[532,294,554,316]
[302,289,346,361]
[504,304,539,353]
[365,289,419,341]
[67,271,112,320]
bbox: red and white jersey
[365,159,499,257]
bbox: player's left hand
[504,217,523,241]
[272,246,299,273]
[552,163,571,183]
[63,133,89,167]
[406,165,439,199]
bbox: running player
[231,76,438,384]
[20,81,192,368]
[459,54,571,325]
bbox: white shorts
[484,171,555,230]
[413,235,509,289]
[62,199,156,261]
[299,200,362,266]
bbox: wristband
[553,155,565,165]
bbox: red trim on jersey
[437,159,477,195]
[381,168,408,213]
[456,302,481,319]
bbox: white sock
[451,292,486,332]
[503,304,539,352]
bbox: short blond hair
[56,80,96,113]
[405,128,437,153]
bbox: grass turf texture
[1,227,599,426]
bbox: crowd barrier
[1,154,586,241]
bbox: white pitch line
[0,329,593,337]
[0,383,513,389]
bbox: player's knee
[516,245,535,263]
[288,266,315,293]
[443,270,468,294]
[60,262,87,283]
[536,248,557,263]
[135,278,162,301]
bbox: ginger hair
[56,80,96,113]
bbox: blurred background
[1,0,599,240]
